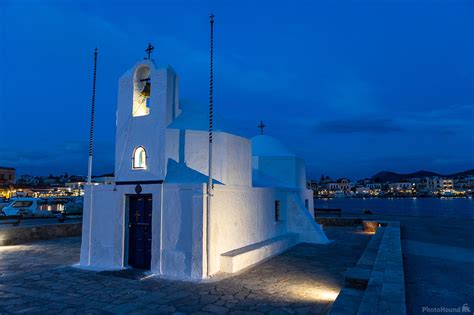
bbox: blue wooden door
[128,195,152,269]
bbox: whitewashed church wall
[79,185,93,266]
[207,185,327,275]
[224,134,252,186]
[80,184,122,269]
[160,183,205,279]
[207,185,290,275]
[287,190,329,244]
[165,68,181,126]
[164,129,252,186]
[80,184,164,271]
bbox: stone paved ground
[0,228,370,314]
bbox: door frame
[125,193,153,270]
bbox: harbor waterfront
[1,1,472,313]
[315,197,474,219]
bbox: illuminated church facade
[79,58,329,280]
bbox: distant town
[307,170,474,198]
[1,166,473,200]
[0,166,113,199]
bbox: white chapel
[79,56,329,280]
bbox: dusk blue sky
[0,0,473,180]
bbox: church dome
[251,135,295,157]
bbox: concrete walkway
[399,217,474,314]
[0,228,370,314]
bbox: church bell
[140,81,151,97]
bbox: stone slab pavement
[0,227,370,314]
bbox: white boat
[440,190,455,197]
[1,197,58,217]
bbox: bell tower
[114,46,180,182]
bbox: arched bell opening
[133,65,151,117]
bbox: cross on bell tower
[144,43,154,60]
[258,121,266,135]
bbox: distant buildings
[388,182,413,195]
[0,167,15,185]
[313,176,354,197]
[0,172,117,199]
[0,167,16,198]
[328,178,352,193]
[308,173,473,198]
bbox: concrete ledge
[357,227,385,269]
[0,223,82,246]
[329,221,406,315]
[357,223,406,315]
[220,233,298,273]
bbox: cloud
[315,118,404,134]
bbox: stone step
[344,267,372,289]
[343,227,385,289]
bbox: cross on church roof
[258,121,266,135]
[145,43,154,60]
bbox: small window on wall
[305,199,309,210]
[275,200,281,222]
[132,146,147,170]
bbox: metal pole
[206,14,215,278]
[87,48,98,266]
[87,48,98,184]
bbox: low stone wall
[329,220,406,315]
[358,222,406,314]
[316,217,363,227]
[0,223,82,246]
[316,217,387,232]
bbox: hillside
[370,169,474,182]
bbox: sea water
[314,197,474,219]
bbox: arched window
[132,146,147,169]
